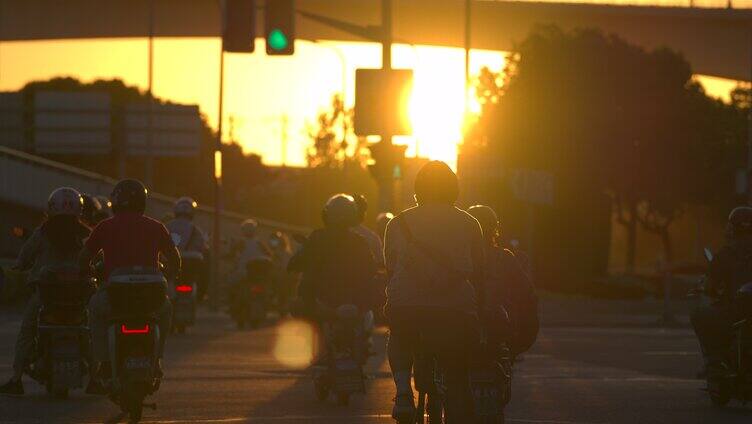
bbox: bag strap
[396,217,461,278]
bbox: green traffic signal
[268,29,289,51]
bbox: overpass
[0,0,749,80]
[0,145,306,257]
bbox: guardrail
[0,145,309,239]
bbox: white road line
[98,415,607,424]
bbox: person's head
[353,194,368,224]
[468,205,499,246]
[43,187,88,251]
[414,161,459,206]
[111,179,147,215]
[241,219,259,239]
[322,194,359,230]
[174,197,198,220]
[727,206,752,240]
[81,194,103,226]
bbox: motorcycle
[230,258,272,329]
[28,265,94,399]
[171,252,202,334]
[313,303,371,406]
[692,248,752,407]
[104,267,167,423]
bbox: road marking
[108,415,606,424]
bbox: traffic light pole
[378,0,396,212]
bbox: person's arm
[79,224,104,275]
[14,229,42,271]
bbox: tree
[305,94,367,168]
[465,25,747,286]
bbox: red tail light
[250,285,265,294]
[121,324,150,335]
[176,285,193,293]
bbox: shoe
[392,392,416,422]
[85,377,107,395]
[0,379,24,396]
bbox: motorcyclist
[166,197,209,301]
[352,194,385,267]
[0,187,92,396]
[78,179,180,381]
[468,205,538,358]
[236,219,272,276]
[268,231,296,315]
[692,206,752,375]
[384,161,485,423]
[287,194,377,342]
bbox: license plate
[125,357,152,370]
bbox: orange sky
[0,37,739,168]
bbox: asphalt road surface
[1,303,751,424]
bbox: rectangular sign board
[354,69,413,137]
[34,91,111,154]
[0,92,25,150]
[125,103,202,157]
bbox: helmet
[47,187,83,217]
[376,212,394,239]
[728,206,752,238]
[111,179,147,214]
[241,219,258,238]
[174,196,198,218]
[414,161,459,205]
[81,194,103,224]
[322,194,359,229]
[468,205,499,241]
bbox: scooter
[692,248,752,407]
[28,266,94,399]
[230,258,272,329]
[313,304,370,406]
[171,253,202,334]
[104,267,166,423]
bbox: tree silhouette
[305,94,366,168]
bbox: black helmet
[468,205,499,242]
[728,206,752,238]
[322,194,359,229]
[111,179,148,214]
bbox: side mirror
[703,247,713,263]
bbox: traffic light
[223,0,256,53]
[265,0,295,55]
[368,142,407,181]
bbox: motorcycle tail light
[251,285,265,294]
[176,285,193,293]
[121,324,150,335]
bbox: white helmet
[241,219,258,238]
[322,194,359,228]
[174,197,197,218]
[47,187,83,217]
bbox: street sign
[354,69,413,136]
[124,103,202,157]
[0,93,25,150]
[34,91,111,154]
[509,168,554,206]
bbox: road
[1,300,751,424]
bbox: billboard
[34,91,111,154]
[0,93,25,150]
[124,103,202,156]
[354,69,413,137]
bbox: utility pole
[145,0,155,186]
[748,24,752,204]
[210,5,226,312]
[464,0,471,115]
[281,114,289,167]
